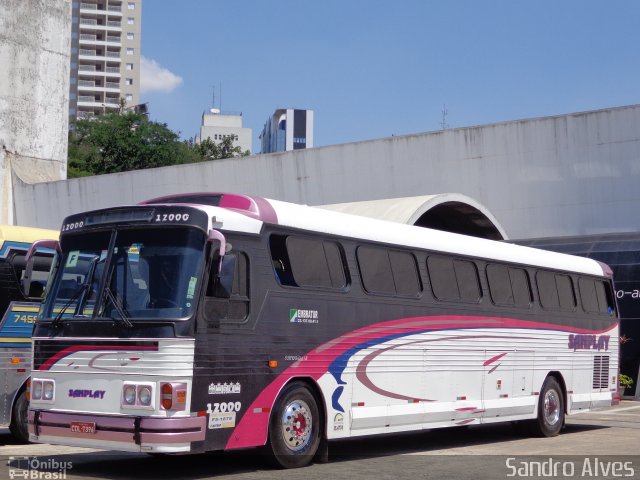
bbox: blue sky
[140,1,640,153]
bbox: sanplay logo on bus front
[289,308,319,324]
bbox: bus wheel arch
[267,378,326,468]
[9,381,30,443]
[533,373,566,437]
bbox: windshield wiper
[103,286,134,328]
[51,283,89,328]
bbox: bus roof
[0,225,59,250]
[141,193,606,277]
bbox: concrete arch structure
[320,193,508,240]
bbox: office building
[198,109,252,154]
[69,0,142,122]
[260,108,314,153]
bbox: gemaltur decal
[289,308,319,324]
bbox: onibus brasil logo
[8,456,73,479]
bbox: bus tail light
[160,382,187,411]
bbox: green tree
[68,110,249,178]
[191,136,250,161]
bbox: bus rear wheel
[533,376,564,437]
[268,382,321,469]
[9,389,30,443]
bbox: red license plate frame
[70,421,96,434]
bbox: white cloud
[140,56,183,93]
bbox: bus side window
[205,252,249,323]
[211,255,236,298]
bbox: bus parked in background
[0,225,57,441]
[28,193,618,468]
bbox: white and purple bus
[28,193,619,468]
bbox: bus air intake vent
[593,355,609,389]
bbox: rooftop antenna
[440,104,449,130]
[219,82,222,112]
[210,85,220,114]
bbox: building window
[126,63,133,70]
[126,94,133,102]
[125,78,133,85]
[127,17,134,25]
[128,2,135,9]
[127,32,134,40]
[127,48,134,55]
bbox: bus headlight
[138,386,152,406]
[32,381,43,400]
[121,382,155,409]
[123,385,136,405]
[31,379,55,403]
[42,381,55,401]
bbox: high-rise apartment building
[260,108,314,153]
[69,0,142,122]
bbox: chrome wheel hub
[544,389,560,425]
[281,399,312,452]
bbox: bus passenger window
[269,236,296,286]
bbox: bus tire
[268,382,321,469]
[9,389,30,443]
[533,376,564,437]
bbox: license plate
[70,421,96,434]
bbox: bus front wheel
[533,376,564,437]
[268,382,321,469]
[9,389,30,443]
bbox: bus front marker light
[160,382,187,411]
[138,385,152,406]
[161,383,173,410]
[42,380,55,401]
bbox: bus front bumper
[28,409,206,453]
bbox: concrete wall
[0,0,70,224]
[13,104,640,239]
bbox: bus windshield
[40,227,206,321]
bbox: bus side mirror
[22,239,59,297]
[208,229,226,272]
[213,255,236,299]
